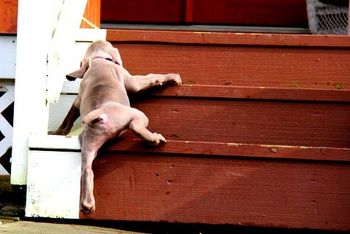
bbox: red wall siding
[101,0,185,23]
[193,0,308,27]
[101,0,308,27]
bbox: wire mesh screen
[307,0,348,34]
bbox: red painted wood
[101,0,185,23]
[101,0,308,27]
[152,84,350,102]
[82,153,350,231]
[81,30,350,230]
[103,139,350,163]
[127,98,350,149]
[114,43,350,90]
[108,29,350,47]
[192,0,308,27]
[184,0,194,23]
[81,0,101,28]
[0,0,17,34]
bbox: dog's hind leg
[79,128,109,214]
[129,110,166,146]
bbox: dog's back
[79,58,130,118]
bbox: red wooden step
[81,29,350,231]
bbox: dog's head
[66,40,123,81]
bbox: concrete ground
[0,217,142,234]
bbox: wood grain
[103,138,350,163]
[113,43,350,90]
[151,84,350,102]
[0,0,17,34]
[81,30,350,230]
[101,0,184,23]
[81,0,101,28]
[192,0,307,27]
[101,0,308,27]
[82,153,350,231]
[127,98,350,149]
[107,29,350,47]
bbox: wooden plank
[101,0,184,23]
[11,0,52,185]
[82,153,350,231]
[59,82,350,103]
[112,43,350,90]
[152,84,350,102]
[0,0,17,34]
[26,150,81,218]
[184,0,194,23]
[192,0,308,27]
[103,139,350,163]
[29,135,80,151]
[128,98,350,149]
[107,29,350,47]
[46,0,88,103]
[0,36,16,79]
[80,0,101,28]
[101,0,307,27]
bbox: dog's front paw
[48,128,69,135]
[149,133,167,146]
[166,73,182,85]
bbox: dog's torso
[51,40,181,214]
[79,58,130,118]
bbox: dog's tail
[82,108,107,127]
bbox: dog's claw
[166,74,182,85]
[148,133,166,146]
[81,203,95,214]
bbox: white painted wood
[12,1,106,186]
[0,80,14,175]
[26,150,81,219]
[0,82,14,158]
[48,95,81,132]
[11,0,53,185]
[77,28,107,41]
[29,135,80,150]
[47,0,88,103]
[61,80,81,94]
[0,36,16,79]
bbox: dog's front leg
[49,97,80,135]
[125,73,182,93]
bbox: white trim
[29,135,80,150]
[0,36,17,79]
[76,28,107,41]
[26,150,81,219]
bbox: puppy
[51,40,181,213]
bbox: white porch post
[11,0,89,185]
[11,0,52,185]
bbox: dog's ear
[66,61,88,81]
[112,48,123,66]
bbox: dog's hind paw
[165,73,182,85]
[81,203,96,215]
[149,133,166,146]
